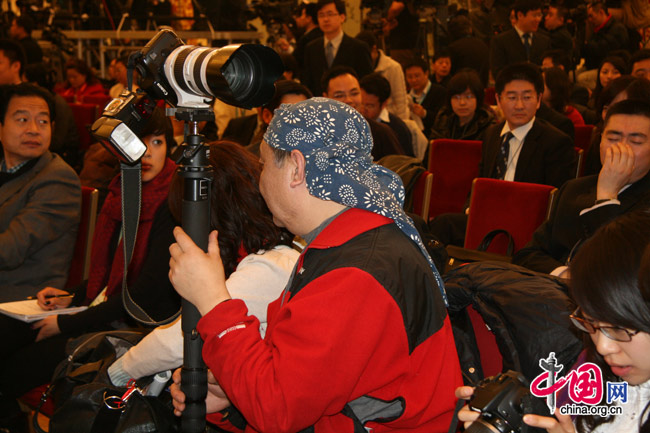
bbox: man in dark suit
[428,63,575,246]
[300,0,373,96]
[541,5,573,53]
[447,15,490,86]
[513,99,650,276]
[359,73,415,156]
[405,57,447,137]
[490,0,551,79]
[292,2,323,69]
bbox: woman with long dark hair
[107,141,298,384]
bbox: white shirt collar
[409,80,431,103]
[378,107,391,123]
[500,116,536,141]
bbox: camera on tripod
[91,28,283,164]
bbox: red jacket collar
[593,14,611,33]
[309,208,393,250]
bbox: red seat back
[80,94,112,111]
[465,178,556,254]
[427,139,483,220]
[68,103,99,151]
[411,171,433,220]
[65,186,99,288]
[574,124,595,153]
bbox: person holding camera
[168,97,461,432]
[457,209,650,432]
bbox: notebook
[0,299,87,323]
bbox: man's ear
[261,108,274,125]
[289,149,307,187]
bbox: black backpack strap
[120,162,180,326]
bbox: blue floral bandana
[264,97,447,304]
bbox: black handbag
[445,229,514,273]
[33,330,179,433]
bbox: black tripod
[173,107,215,433]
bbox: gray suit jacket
[0,152,81,301]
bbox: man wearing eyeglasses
[301,0,373,97]
[514,99,650,276]
[429,62,575,247]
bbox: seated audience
[431,49,452,87]
[631,49,650,80]
[0,83,80,302]
[430,69,495,141]
[0,107,179,427]
[405,57,447,137]
[168,97,461,431]
[359,72,415,156]
[55,58,107,102]
[582,1,629,71]
[428,62,575,247]
[460,210,650,432]
[589,55,627,110]
[108,141,298,387]
[542,67,585,127]
[322,65,404,160]
[583,76,650,175]
[513,99,650,275]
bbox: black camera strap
[120,162,180,326]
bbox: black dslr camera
[466,370,546,433]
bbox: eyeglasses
[451,93,477,101]
[569,308,641,342]
[318,12,339,18]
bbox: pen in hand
[26,294,74,300]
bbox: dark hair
[359,72,391,103]
[542,49,571,72]
[570,210,650,432]
[355,30,377,50]
[432,48,451,62]
[0,38,26,76]
[495,62,544,95]
[14,15,35,34]
[597,76,650,119]
[169,141,290,276]
[447,69,484,108]
[447,15,472,41]
[404,57,429,74]
[279,54,300,81]
[513,0,542,16]
[588,0,608,15]
[64,58,100,86]
[23,62,54,91]
[543,67,570,113]
[604,98,650,126]
[548,4,567,20]
[139,106,174,155]
[594,56,628,99]
[316,0,345,15]
[263,79,312,111]
[631,49,650,69]
[296,2,319,23]
[321,65,358,95]
[0,83,55,124]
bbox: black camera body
[467,370,545,433]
